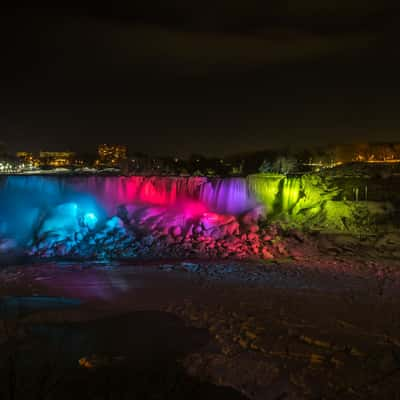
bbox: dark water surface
[0,297,248,399]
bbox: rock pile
[28,202,294,260]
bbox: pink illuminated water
[69,176,207,214]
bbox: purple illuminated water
[199,178,257,215]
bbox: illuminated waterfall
[69,176,207,213]
[0,176,103,242]
[199,178,257,215]
[247,174,284,213]
[1,176,257,218]
[281,177,301,212]
[0,173,348,247]
[248,174,303,214]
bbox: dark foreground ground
[1,242,400,399]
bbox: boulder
[241,205,266,226]
[104,216,125,231]
[200,213,236,231]
[248,224,260,233]
[247,233,258,242]
[262,247,274,259]
[171,226,182,238]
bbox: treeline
[111,143,400,176]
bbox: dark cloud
[0,4,399,155]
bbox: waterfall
[1,176,259,221]
[281,177,301,212]
[199,178,258,215]
[68,176,207,214]
[248,174,302,214]
[0,173,356,245]
[247,174,284,214]
[0,176,104,242]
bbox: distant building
[16,151,33,161]
[97,144,127,167]
[39,151,75,167]
[16,151,40,168]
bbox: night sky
[1,3,399,156]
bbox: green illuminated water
[248,174,303,214]
[281,177,301,212]
[247,174,283,214]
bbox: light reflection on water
[32,262,144,302]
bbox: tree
[272,157,297,174]
[258,159,273,173]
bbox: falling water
[199,178,258,215]
[0,176,106,242]
[247,174,284,214]
[0,175,263,242]
[0,174,350,245]
[1,175,257,219]
[69,176,207,214]
[248,174,302,213]
[280,177,301,212]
